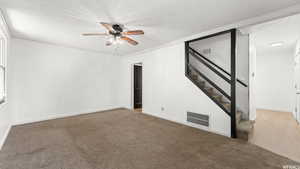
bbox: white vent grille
[187,111,209,127]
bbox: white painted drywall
[249,45,257,121]
[256,47,294,112]
[118,43,231,137]
[236,33,250,119]
[10,38,120,125]
[293,40,300,122]
[0,11,11,150]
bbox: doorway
[133,64,142,112]
[247,13,300,162]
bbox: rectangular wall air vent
[187,111,209,127]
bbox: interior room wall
[256,46,294,112]
[294,40,300,121]
[118,43,231,137]
[10,38,120,125]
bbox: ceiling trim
[0,9,11,39]
[13,36,114,55]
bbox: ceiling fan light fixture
[108,36,123,45]
[108,36,114,43]
[116,37,124,44]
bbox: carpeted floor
[0,108,299,169]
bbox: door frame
[249,43,257,121]
[131,62,143,109]
[294,41,300,124]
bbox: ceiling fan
[82,22,144,46]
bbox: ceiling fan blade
[123,30,144,35]
[82,33,108,36]
[100,22,113,31]
[121,36,138,45]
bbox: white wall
[118,43,231,137]
[236,33,250,119]
[294,40,300,122]
[0,11,11,150]
[10,38,120,125]
[256,47,294,112]
[249,45,257,121]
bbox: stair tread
[212,94,221,97]
[237,111,242,116]
[204,86,213,90]
[199,81,205,87]
[221,102,230,105]
[237,120,253,133]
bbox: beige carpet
[250,109,300,162]
[0,108,299,169]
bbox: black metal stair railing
[186,64,231,116]
[185,29,246,138]
[188,63,231,100]
[188,47,248,87]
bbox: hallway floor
[250,109,300,162]
[0,108,299,169]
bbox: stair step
[199,81,205,86]
[211,94,222,102]
[204,86,214,93]
[191,74,198,81]
[220,102,243,123]
[237,120,254,141]
[237,120,253,132]
[236,111,242,123]
[221,102,230,111]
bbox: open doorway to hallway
[133,63,143,112]
[247,13,300,162]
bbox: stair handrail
[188,49,231,83]
[188,47,248,87]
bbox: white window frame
[0,11,9,105]
[0,38,6,104]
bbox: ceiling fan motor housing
[112,24,123,33]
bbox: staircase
[185,29,254,141]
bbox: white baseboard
[0,124,11,151]
[257,108,292,113]
[13,106,122,126]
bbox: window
[0,28,7,104]
[0,11,8,105]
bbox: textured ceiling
[0,0,300,55]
